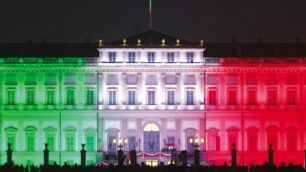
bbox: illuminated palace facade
[0,31,305,166]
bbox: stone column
[176,73,181,106]
[199,118,205,150]
[160,73,166,106]
[197,73,205,106]
[161,118,167,150]
[136,118,143,151]
[121,73,127,106]
[137,73,144,108]
[176,118,182,151]
[121,118,128,139]
[98,117,104,151]
[180,74,185,107]
[98,73,103,106]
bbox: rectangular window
[7,89,15,105]
[86,89,94,105]
[46,89,55,105]
[186,90,194,105]
[27,135,35,151]
[287,89,297,105]
[26,89,35,105]
[66,136,74,151]
[128,90,136,105]
[228,89,237,105]
[86,136,94,151]
[128,136,136,151]
[148,90,155,105]
[108,90,117,105]
[167,136,175,150]
[147,52,155,63]
[267,88,277,105]
[167,52,175,63]
[247,89,257,105]
[109,52,116,63]
[128,52,136,63]
[208,89,217,105]
[46,136,55,151]
[187,52,194,63]
[167,90,175,105]
[66,89,75,105]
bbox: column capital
[98,73,103,78]
[137,73,142,78]
[122,73,127,78]
[176,73,181,78]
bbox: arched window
[84,128,96,152]
[44,127,57,151]
[246,127,259,151]
[286,126,298,151]
[24,126,38,152]
[266,126,278,150]
[4,126,18,151]
[207,128,220,151]
[106,128,119,153]
[226,127,239,151]
[184,128,197,153]
[64,126,77,151]
[144,123,159,131]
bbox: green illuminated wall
[0,57,99,166]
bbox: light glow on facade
[0,31,305,166]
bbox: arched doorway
[143,123,160,153]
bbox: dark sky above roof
[0,0,306,43]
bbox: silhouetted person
[117,149,124,166]
[194,149,200,167]
[231,144,237,168]
[6,143,13,166]
[180,150,187,167]
[304,149,306,169]
[44,143,49,166]
[130,150,137,166]
[268,144,274,167]
[80,144,86,167]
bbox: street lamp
[189,137,204,150]
[112,137,128,150]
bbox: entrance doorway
[143,123,160,153]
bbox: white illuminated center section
[97,45,206,154]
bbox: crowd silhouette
[0,161,305,172]
[2,143,306,172]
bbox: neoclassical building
[0,31,305,166]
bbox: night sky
[1,0,306,43]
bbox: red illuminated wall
[203,57,306,166]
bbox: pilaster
[121,73,127,106]
[176,73,181,105]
